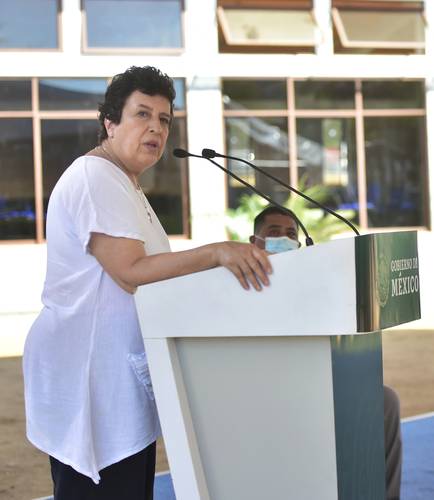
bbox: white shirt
[23,156,171,483]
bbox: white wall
[1,0,433,356]
[0,244,46,357]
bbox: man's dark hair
[97,66,176,143]
[253,205,299,234]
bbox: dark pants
[50,442,156,500]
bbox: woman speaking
[23,66,271,500]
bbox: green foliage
[225,194,267,242]
[225,181,357,244]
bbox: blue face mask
[264,236,300,254]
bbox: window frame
[0,77,190,243]
[80,0,185,55]
[222,77,429,232]
[332,7,425,51]
[217,6,317,48]
[217,0,316,53]
[0,0,62,52]
[219,0,312,7]
[332,1,423,9]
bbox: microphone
[201,148,359,236]
[172,148,190,158]
[173,148,314,246]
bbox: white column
[60,0,82,55]
[313,0,333,57]
[184,0,218,56]
[425,0,434,227]
[183,0,227,243]
[407,1,434,330]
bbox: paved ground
[1,329,433,500]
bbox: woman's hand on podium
[212,241,272,291]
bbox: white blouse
[23,156,171,483]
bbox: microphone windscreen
[201,148,216,159]
[173,148,190,158]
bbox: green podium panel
[332,333,385,500]
[356,231,420,331]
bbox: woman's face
[105,90,172,180]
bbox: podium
[135,231,420,500]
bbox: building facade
[1,0,434,354]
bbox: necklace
[98,144,153,224]
[135,184,153,224]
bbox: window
[0,119,35,240]
[223,80,287,110]
[0,77,189,242]
[223,79,428,230]
[217,0,316,53]
[82,0,183,52]
[0,80,32,111]
[39,79,107,111]
[0,0,59,49]
[225,116,290,208]
[332,1,425,54]
[295,81,355,110]
[365,117,426,228]
[362,80,425,109]
[223,80,290,207]
[297,118,358,219]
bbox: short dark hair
[97,66,176,143]
[253,205,299,234]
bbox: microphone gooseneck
[201,148,359,236]
[173,148,314,246]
